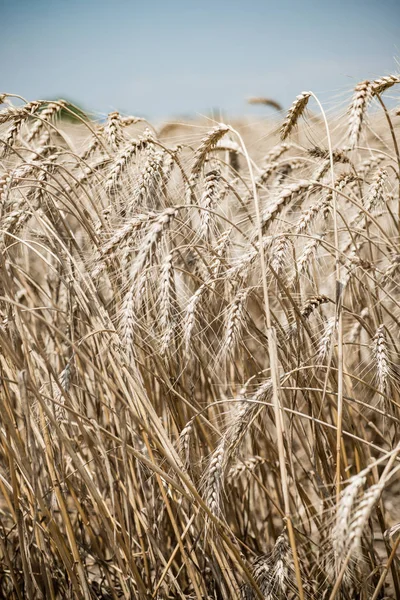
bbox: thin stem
[370,535,400,600]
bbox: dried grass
[0,77,399,598]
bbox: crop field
[0,78,400,599]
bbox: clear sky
[1,0,399,119]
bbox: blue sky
[1,0,399,119]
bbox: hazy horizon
[1,0,399,119]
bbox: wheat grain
[199,168,221,237]
[104,111,124,150]
[183,282,208,354]
[318,316,336,363]
[365,168,387,210]
[270,235,290,277]
[280,92,311,140]
[382,254,400,286]
[333,470,368,556]
[105,135,150,193]
[159,252,177,355]
[260,180,311,232]
[301,294,330,320]
[371,75,400,96]
[222,288,250,357]
[188,123,229,191]
[372,325,390,395]
[348,80,372,149]
[26,100,66,143]
[210,228,232,283]
[294,233,326,280]
[247,97,283,111]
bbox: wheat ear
[280,92,311,140]
[347,80,372,149]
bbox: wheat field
[0,78,400,599]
